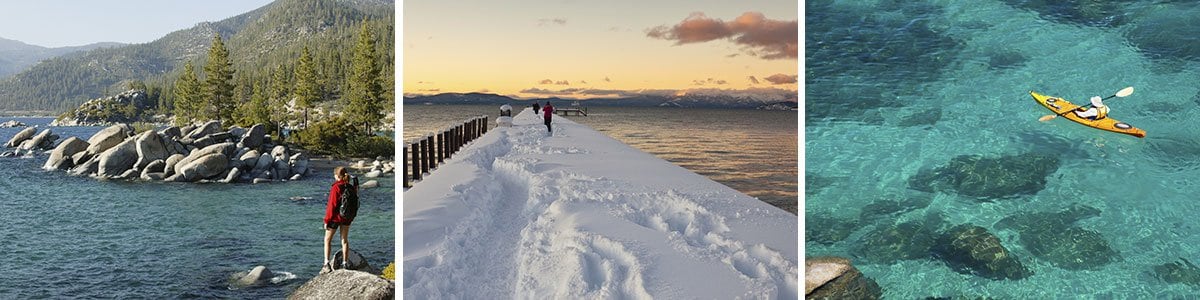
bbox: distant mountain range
[403,92,798,110]
[0,0,394,112]
[0,37,123,78]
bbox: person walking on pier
[542,102,555,133]
[532,103,540,115]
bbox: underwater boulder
[1126,5,1200,61]
[1154,258,1200,286]
[908,153,1060,199]
[854,220,937,264]
[805,256,883,300]
[858,196,932,222]
[1000,0,1131,28]
[807,215,858,245]
[931,224,1031,280]
[996,204,1117,270]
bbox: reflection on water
[403,105,798,214]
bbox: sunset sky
[402,0,798,100]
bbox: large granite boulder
[69,159,100,176]
[186,121,221,140]
[5,127,37,147]
[159,126,182,140]
[43,137,89,170]
[86,124,133,155]
[173,142,236,176]
[805,256,882,300]
[288,270,394,300]
[133,131,168,171]
[141,160,166,176]
[290,152,309,176]
[18,129,55,150]
[97,139,139,177]
[163,154,186,177]
[178,153,229,181]
[239,150,260,168]
[931,224,1030,280]
[273,158,291,180]
[241,124,266,149]
[332,249,378,274]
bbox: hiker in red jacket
[542,102,554,132]
[323,166,354,272]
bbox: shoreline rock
[288,270,394,300]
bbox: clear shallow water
[808,0,1200,298]
[0,118,394,298]
[403,105,799,214]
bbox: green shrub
[291,116,394,159]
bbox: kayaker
[1074,96,1109,120]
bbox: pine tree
[344,22,384,135]
[173,61,201,126]
[203,34,235,125]
[294,47,319,130]
[245,83,271,128]
[269,65,291,135]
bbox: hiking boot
[340,261,352,270]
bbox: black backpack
[337,177,359,220]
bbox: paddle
[1038,87,1134,122]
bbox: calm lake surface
[0,118,394,298]
[403,105,798,214]
[809,0,1200,297]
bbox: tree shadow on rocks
[908,152,1060,200]
[995,204,1119,270]
[1000,0,1134,28]
[931,224,1032,280]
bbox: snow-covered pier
[403,109,798,298]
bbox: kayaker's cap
[1091,96,1105,108]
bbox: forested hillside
[0,0,394,113]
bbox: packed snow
[403,108,798,299]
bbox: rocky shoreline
[6,121,312,183]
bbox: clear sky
[0,0,274,47]
[403,0,798,100]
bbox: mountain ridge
[0,0,394,112]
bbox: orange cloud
[647,12,797,60]
[764,73,797,84]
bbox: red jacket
[542,104,554,118]
[325,179,353,225]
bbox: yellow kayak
[1031,91,1146,138]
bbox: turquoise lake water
[0,118,394,298]
[404,105,798,214]
[807,0,1200,298]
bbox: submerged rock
[1000,0,1130,28]
[807,215,858,245]
[855,220,939,264]
[931,224,1030,280]
[288,269,394,300]
[1154,258,1200,286]
[908,152,1059,199]
[995,204,1117,270]
[858,196,932,222]
[1126,5,1200,62]
[231,265,274,288]
[805,256,882,300]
